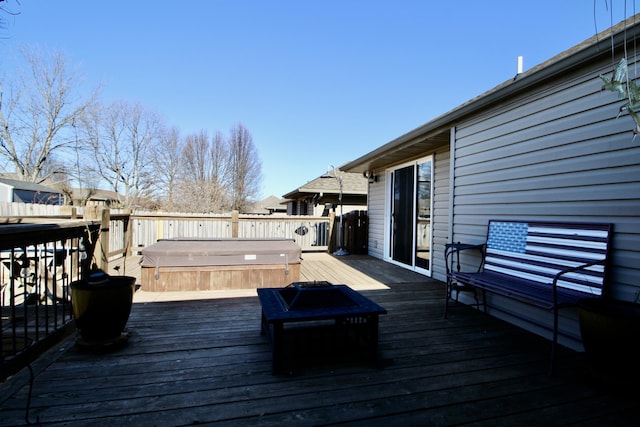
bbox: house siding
[0,184,11,202]
[366,176,386,260]
[431,146,451,282]
[451,55,640,349]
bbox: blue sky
[0,1,634,199]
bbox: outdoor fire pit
[257,281,387,374]
[276,281,358,311]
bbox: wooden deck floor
[0,254,636,426]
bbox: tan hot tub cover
[140,239,303,291]
[141,238,302,268]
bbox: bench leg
[549,306,558,376]
[445,284,484,318]
[443,282,451,319]
[472,288,480,310]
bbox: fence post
[231,210,239,238]
[156,217,164,241]
[60,205,78,219]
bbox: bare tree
[227,123,262,212]
[0,46,99,183]
[89,101,163,209]
[210,131,228,183]
[182,130,212,183]
[175,130,229,212]
[151,126,182,210]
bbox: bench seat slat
[455,270,600,309]
[484,251,606,295]
[481,266,604,295]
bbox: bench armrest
[551,258,607,301]
[444,243,486,276]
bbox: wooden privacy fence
[1,202,371,255]
[335,210,368,254]
[130,211,331,252]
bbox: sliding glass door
[388,156,432,274]
[391,165,414,265]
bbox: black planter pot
[70,273,136,350]
[578,297,640,384]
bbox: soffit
[345,129,450,174]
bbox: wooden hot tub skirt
[140,239,302,291]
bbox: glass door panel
[391,165,414,265]
[415,160,431,270]
[387,156,432,274]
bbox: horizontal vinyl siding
[431,145,451,282]
[366,175,386,260]
[450,55,640,349]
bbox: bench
[451,220,613,374]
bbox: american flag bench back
[482,220,613,300]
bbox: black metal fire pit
[257,281,387,374]
[277,281,358,311]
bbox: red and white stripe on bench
[484,221,612,296]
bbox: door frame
[383,155,433,276]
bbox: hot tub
[140,239,302,291]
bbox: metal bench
[452,220,613,374]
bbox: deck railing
[0,221,100,380]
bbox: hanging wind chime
[599,2,640,139]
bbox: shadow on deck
[0,253,636,426]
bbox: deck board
[0,253,635,426]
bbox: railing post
[86,206,110,271]
[123,208,132,256]
[62,206,80,277]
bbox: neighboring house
[69,188,160,210]
[282,169,368,216]
[246,195,288,215]
[0,177,63,205]
[70,188,124,207]
[341,16,640,350]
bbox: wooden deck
[0,253,636,426]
